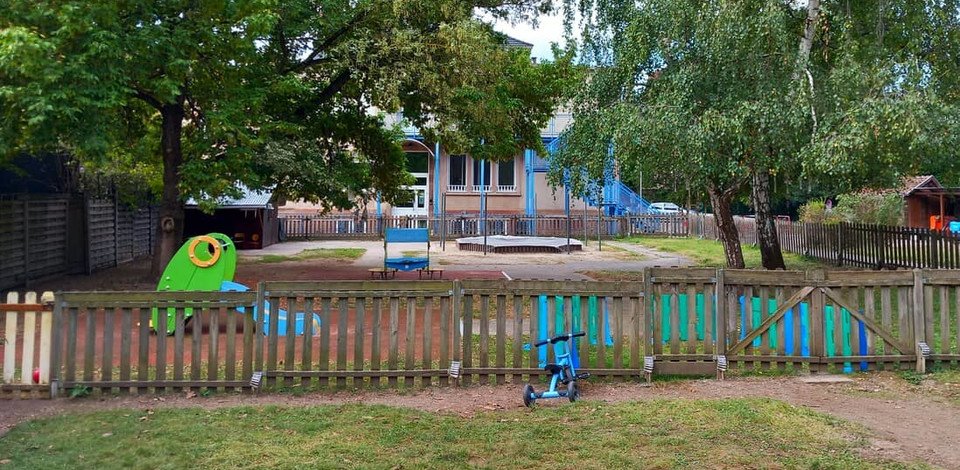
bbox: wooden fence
[280,214,688,240]
[1,292,55,398]
[688,215,960,270]
[2,269,957,398]
[0,194,157,291]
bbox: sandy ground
[20,239,689,292]
[1,374,958,468]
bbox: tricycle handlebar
[534,332,586,347]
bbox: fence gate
[722,271,919,371]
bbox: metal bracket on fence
[715,355,728,380]
[915,342,932,374]
[448,361,462,385]
[250,371,264,392]
[643,356,654,383]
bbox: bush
[833,192,903,226]
[799,193,903,226]
[798,199,842,224]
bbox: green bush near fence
[0,400,918,469]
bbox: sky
[492,12,569,61]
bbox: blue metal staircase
[543,137,652,216]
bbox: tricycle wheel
[567,380,580,402]
[523,384,535,408]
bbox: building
[900,175,960,229]
[185,186,280,249]
[281,40,649,220]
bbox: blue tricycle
[523,332,589,407]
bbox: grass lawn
[0,399,918,469]
[256,248,365,263]
[621,236,828,270]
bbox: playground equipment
[372,228,442,279]
[523,332,588,407]
[152,233,320,336]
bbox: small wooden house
[901,175,960,229]
[185,187,279,249]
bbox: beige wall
[279,136,591,217]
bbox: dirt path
[2,374,957,468]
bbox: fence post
[715,268,726,356]
[836,224,844,267]
[642,267,653,360]
[452,279,463,364]
[254,281,266,372]
[49,293,63,398]
[912,269,927,373]
[929,230,939,269]
[807,269,826,373]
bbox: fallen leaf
[101,433,113,438]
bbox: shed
[185,187,279,249]
[901,175,960,229]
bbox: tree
[557,0,960,269]
[0,0,572,275]
[800,1,960,193]
[554,0,807,268]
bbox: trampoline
[456,235,583,253]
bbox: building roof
[185,185,273,210]
[901,175,941,196]
[503,35,534,49]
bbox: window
[449,155,466,187]
[405,152,428,173]
[472,158,491,188]
[497,158,515,190]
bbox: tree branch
[287,11,369,73]
[133,88,163,110]
[313,69,353,105]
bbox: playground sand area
[2,373,959,468]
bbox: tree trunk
[750,169,786,269]
[797,0,821,71]
[707,184,745,269]
[151,101,186,277]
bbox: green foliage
[799,199,842,224]
[799,1,960,192]
[0,0,573,213]
[68,386,91,399]
[553,0,807,200]
[800,193,904,226]
[833,193,904,226]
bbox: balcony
[447,184,467,193]
[497,185,517,193]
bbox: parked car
[650,202,681,214]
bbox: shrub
[798,199,841,224]
[833,192,903,226]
